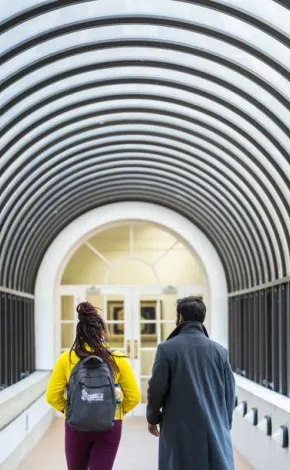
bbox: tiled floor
[19,418,252,470]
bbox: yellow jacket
[46,349,141,420]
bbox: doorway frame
[58,283,205,416]
[35,202,228,370]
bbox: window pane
[106,298,125,350]
[107,300,124,325]
[140,301,157,321]
[107,324,125,350]
[140,324,157,347]
[87,294,104,315]
[161,323,175,341]
[160,294,178,321]
[61,296,74,321]
[141,350,156,376]
[61,323,75,349]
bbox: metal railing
[0,291,35,389]
[229,281,290,398]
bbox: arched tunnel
[0,1,289,469]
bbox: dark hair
[70,302,118,375]
[177,296,206,323]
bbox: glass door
[131,289,179,415]
[131,286,205,416]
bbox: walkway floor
[19,418,251,470]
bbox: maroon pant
[65,421,122,470]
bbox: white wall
[233,375,290,470]
[0,373,53,470]
[0,372,50,431]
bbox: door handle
[134,340,139,359]
[126,340,131,358]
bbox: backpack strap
[81,355,104,365]
[109,349,127,358]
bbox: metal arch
[1,8,288,149]
[3,164,261,293]
[2,35,290,155]
[8,165,256,291]
[2,91,288,220]
[20,172,261,290]
[1,121,284,288]
[1,40,289,114]
[173,0,290,43]
[3,117,287,225]
[21,184,240,290]
[3,161,254,290]
[3,111,286,192]
[1,16,290,80]
[2,92,288,223]
[2,119,269,281]
[2,49,288,171]
[5,150,263,287]
[25,188,234,293]
[2,76,289,187]
[3,87,288,184]
[4,120,285,226]
[1,114,288,290]
[1,0,289,43]
[2,59,289,161]
[3,152,276,290]
[20,183,242,292]
[18,185,240,289]
[273,1,290,10]
[0,2,97,33]
[2,137,280,275]
[1,128,283,281]
[2,89,289,214]
[1,38,288,136]
[1,43,289,135]
[2,99,287,273]
[1,78,288,215]
[2,76,288,272]
[3,152,266,290]
[1,0,290,294]
[1,134,286,286]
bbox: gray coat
[147,322,236,470]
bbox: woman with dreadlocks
[46,302,140,470]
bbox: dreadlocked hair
[70,301,119,375]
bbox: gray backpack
[66,355,116,432]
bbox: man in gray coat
[147,297,236,470]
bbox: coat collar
[166,321,209,341]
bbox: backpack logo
[81,389,104,402]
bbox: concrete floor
[19,418,252,470]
